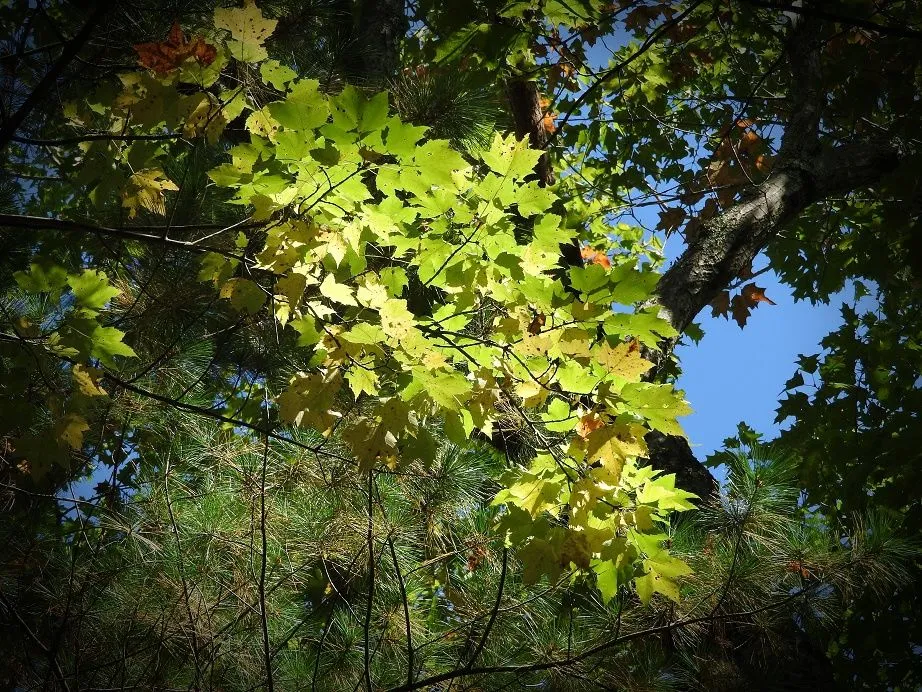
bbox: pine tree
[2,1,921,689]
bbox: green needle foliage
[1,0,921,689]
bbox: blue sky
[574,28,848,464]
[666,244,844,462]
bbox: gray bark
[354,0,405,84]
[645,12,910,499]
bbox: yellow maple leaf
[121,169,179,218]
[214,0,277,63]
[55,413,89,449]
[277,371,342,435]
[72,363,107,397]
[583,422,649,481]
[379,298,414,340]
[594,340,653,380]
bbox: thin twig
[258,422,275,691]
[363,470,375,691]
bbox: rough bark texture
[645,13,909,500]
[643,431,718,501]
[354,0,405,84]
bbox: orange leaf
[576,413,605,439]
[580,246,612,269]
[134,21,217,75]
[539,96,557,134]
[741,283,776,306]
[738,130,761,154]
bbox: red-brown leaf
[711,290,730,318]
[134,21,217,75]
[741,283,776,306]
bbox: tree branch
[652,14,908,337]
[0,213,254,263]
[0,1,112,151]
[738,0,922,40]
[388,588,812,691]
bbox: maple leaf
[656,207,686,233]
[539,96,556,134]
[624,5,664,31]
[710,290,730,318]
[580,245,612,269]
[527,312,546,335]
[730,283,775,328]
[741,283,776,306]
[121,169,179,218]
[576,413,605,439]
[738,129,762,154]
[72,364,107,397]
[730,293,751,328]
[594,340,654,381]
[134,21,217,75]
[214,0,278,63]
[54,413,89,449]
[583,422,648,480]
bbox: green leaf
[541,398,575,433]
[519,538,563,585]
[269,79,329,131]
[59,318,137,366]
[592,538,637,603]
[332,86,388,133]
[494,454,565,518]
[383,117,428,158]
[604,309,679,347]
[618,382,691,436]
[516,180,557,216]
[291,315,322,346]
[220,277,267,315]
[319,274,357,306]
[481,133,542,181]
[412,139,468,189]
[67,269,120,310]
[14,261,68,294]
[199,252,240,284]
[260,59,297,89]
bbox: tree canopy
[0,1,920,689]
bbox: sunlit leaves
[582,421,648,480]
[618,382,692,436]
[277,371,342,434]
[58,2,700,610]
[494,455,566,518]
[481,132,543,180]
[68,269,120,310]
[594,340,654,380]
[213,0,277,63]
[319,274,357,307]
